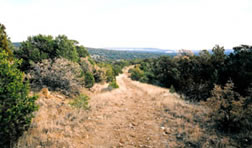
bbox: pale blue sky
[0,0,251,49]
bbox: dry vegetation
[14,68,242,148]
[15,90,89,148]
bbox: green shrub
[14,35,55,71]
[76,45,89,58]
[206,81,247,132]
[14,34,82,71]
[108,80,119,89]
[129,65,144,81]
[105,64,115,82]
[0,24,13,59]
[93,68,106,83]
[112,65,122,76]
[54,35,79,62]
[206,81,252,146]
[169,85,176,93]
[84,72,95,88]
[0,51,38,147]
[88,57,95,65]
[79,57,94,73]
[70,94,89,110]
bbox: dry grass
[159,92,237,148]
[15,90,89,148]
[14,67,243,148]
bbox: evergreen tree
[0,23,13,58]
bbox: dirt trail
[17,67,209,148]
[81,68,190,147]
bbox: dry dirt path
[81,68,200,148]
[17,67,209,148]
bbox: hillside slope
[16,67,232,148]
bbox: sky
[0,0,252,50]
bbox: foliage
[28,58,85,96]
[130,45,252,101]
[79,57,94,74]
[108,80,119,89]
[222,45,252,96]
[93,67,106,83]
[206,82,252,147]
[169,85,176,93]
[0,23,13,59]
[76,45,89,58]
[84,72,95,88]
[70,94,89,110]
[129,65,145,81]
[87,57,95,65]
[96,60,129,83]
[0,50,38,147]
[14,35,55,70]
[112,60,129,76]
[14,34,88,71]
[87,47,175,61]
[206,81,244,132]
[102,64,115,82]
[54,35,79,62]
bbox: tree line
[130,45,251,101]
[129,45,252,146]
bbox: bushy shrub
[182,81,212,101]
[70,94,89,110]
[129,65,145,81]
[169,85,176,93]
[79,57,94,73]
[0,24,13,59]
[206,81,252,146]
[112,65,122,76]
[14,34,86,71]
[76,45,89,58]
[54,35,79,62]
[14,35,55,71]
[93,67,106,83]
[105,64,115,82]
[88,57,95,65]
[206,81,248,132]
[133,45,252,102]
[28,58,84,96]
[96,62,127,83]
[0,51,38,147]
[108,80,119,89]
[84,72,95,88]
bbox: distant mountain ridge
[108,47,233,55]
[13,42,21,47]
[12,42,233,55]
[107,47,176,54]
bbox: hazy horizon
[1,0,252,50]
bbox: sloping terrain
[16,68,231,148]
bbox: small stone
[164,128,171,134]
[130,134,135,137]
[56,95,64,99]
[119,139,124,144]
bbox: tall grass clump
[70,94,90,110]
